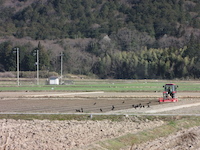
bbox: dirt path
[145,102,200,113]
[0,91,200,98]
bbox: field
[0,79,200,150]
[1,78,200,92]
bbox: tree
[37,42,50,71]
[0,42,16,71]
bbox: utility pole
[14,47,20,86]
[34,50,39,85]
[60,52,64,84]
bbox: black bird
[122,101,125,104]
[76,109,80,112]
[147,101,151,105]
[100,108,103,112]
[134,105,138,109]
[93,102,96,105]
[81,108,83,112]
[111,105,115,110]
[132,104,135,108]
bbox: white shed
[49,76,59,85]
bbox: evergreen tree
[0,42,16,71]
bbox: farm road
[0,91,199,98]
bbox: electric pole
[34,49,39,85]
[13,47,20,86]
[60,52,64,84]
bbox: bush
[9,71,59,78]
[0,72,15,78]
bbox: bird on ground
[122,101,125,104]
[81,108,83,112]
[100,108,103,112]
[76,109,80,112]
[147,101,151,105]
[93,102,96,105]
[146,101,151,108]
[132,103,149,109]
[111,105,115,110]
[134,105,138,109]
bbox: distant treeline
[0,39,199,79]
[0,0,200,48]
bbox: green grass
[0,79,200,92]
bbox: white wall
[49,78,59,85]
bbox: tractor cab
[159,84,178,102]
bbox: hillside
[0,0,200,79]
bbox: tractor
[159,84,178,102]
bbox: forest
[0,0,200,79]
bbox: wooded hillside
[0,0,200,79]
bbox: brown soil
[0,118,164,150]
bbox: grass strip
[0,80,200,92]
[0,114,126,121]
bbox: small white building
[49,76,59,85]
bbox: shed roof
[49,76,59,79]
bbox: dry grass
[178,132,197,144]
[92,116,200,150]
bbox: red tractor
[159,84,178,102]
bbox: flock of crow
[75,100,151,113]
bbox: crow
[147,101,151,105]
[93,102,96,105]
[134,105,138,109]
[147,101,151,108]
[111,105,115,110]
[100,108,103,112]
[76,109,80,112]
[122,101,125,104]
